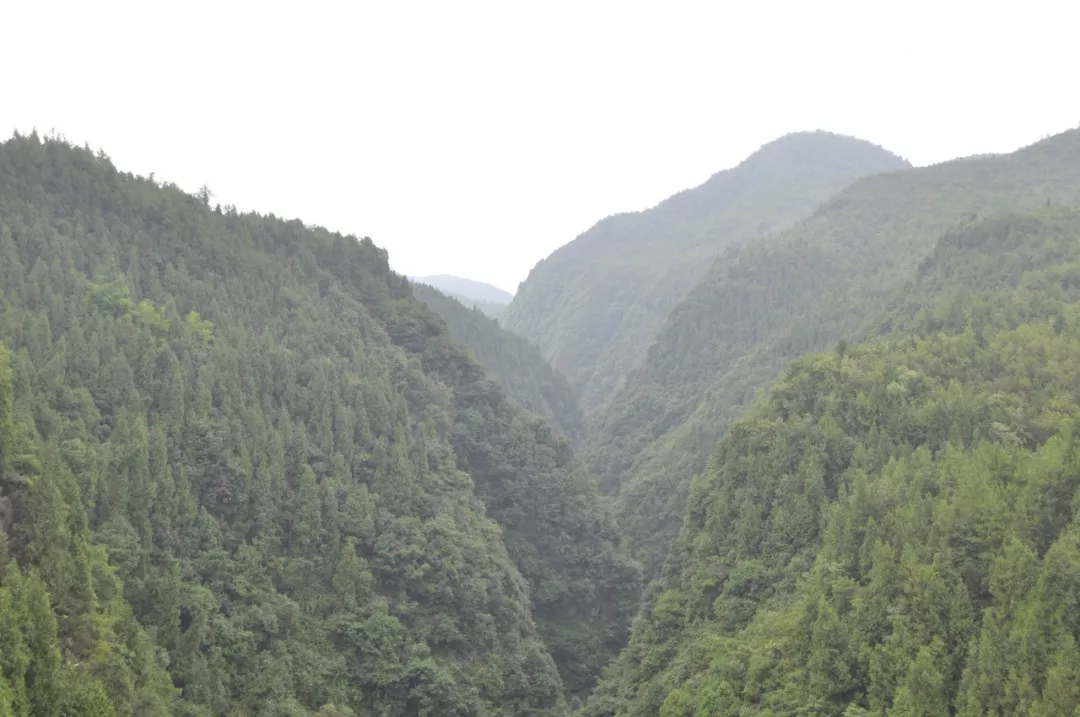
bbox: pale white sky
[4,1,1078,293]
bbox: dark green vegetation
[9,119,1080,717]
[0,133,639,716]
[412,283,585,443]
[505,132,908,420]
[589,129,1080,576]
[411,276,513,321]
[582,206,1080,716]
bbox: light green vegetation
[588,129,1080,576]
[583,207,1080,716]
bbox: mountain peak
[749,129,908,165]
[505,130,908,417]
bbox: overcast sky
[4,1,1078,292]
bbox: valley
[3,125,1080,717]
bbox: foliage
[412,283,585,442]
[506,131,908,420]
[582,208,1080,715]
[0,132,638,715]
[383,291,642,697]
[588,128,1080,577]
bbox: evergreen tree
[0,133,641,715]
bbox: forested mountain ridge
[589,128,1080,577]
[505,132,909,420]
[0,133,638,715]
[583,207,1080,716]
[412,276,512,320]
[411,283,586,443]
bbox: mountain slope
[412,283,586,443]
[0,133,638,715]
[584,208,1080,717]
[590,129,1080,576]
[505,132,909,418]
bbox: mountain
[0,133,639,715]
[583,207,1080,716]
[411,283,586,443]
[9,124,1080,717]
[588,129,1080,576]
[411,275,513,319]
[452,295,508,321]
[411,275,514,305]
[504,132,910,419]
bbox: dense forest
[0,133,638,716]
[586,129,1080,576]
[582,207,1080,715]
[505,132,908,421]
[411,283,585,443]
[7,120,1080,717]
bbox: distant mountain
[411,282,586,442]
[504,131,910,419]
[411,274,513,319]
[452,294,508,321]
[587,128,1080,577]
